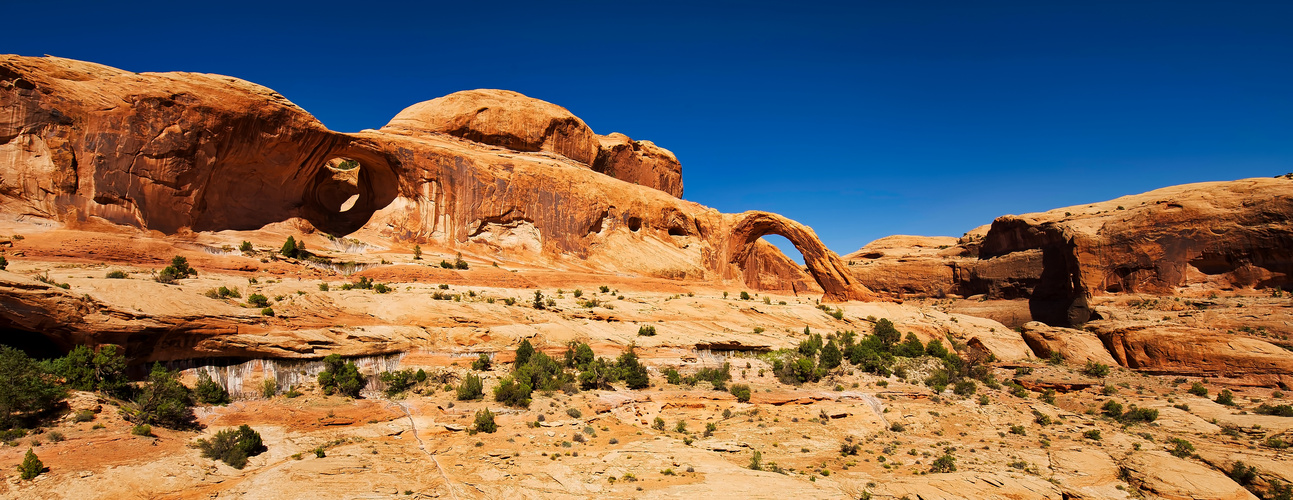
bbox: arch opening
[726,211,874,302]
[301,148,399,236]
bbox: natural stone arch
[726,211,876,302]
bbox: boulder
[1019,321,1119,366]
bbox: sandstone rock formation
[383,89,599,166]
[592,132,683,197]
[849,178,1293,326]
[0,55,867,301]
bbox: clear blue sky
[5,1,1291,261]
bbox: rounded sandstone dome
[382,89,598,165]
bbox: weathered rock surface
[1018,321,1118,366]
[1089,320,1293,386]
[382,88,599,165]
[1123,451,1258,500]
[593,132,683,197]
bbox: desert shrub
[739,291,750,300]
[0,256,7,271]
[890,422,906,432]
[675,420,687,433]
[616,347,650,390]
[1188,382,1208,397]
[456,373,484,400]
[1081,360,1110,378]
[454,253,469,270]
[1101,384,1118,395]
[692,362,732,388]
[128,363,196,429]
[799,333,824,358]
[247,293,269,307]
[1015,366,1034,376]
[1255,404,1293,417]
[563,342,595,369]
[664,368,681,385]
[514,339,535,367]
[953,380,977,396]
[652,417,666,431]
[1228,461,1258,486]
[705,422,718,437]
[872,319,901,347]
[239,241,253,252]
[156,255,196,283]
[748,449,762,470]
[106,270,128,279]
[1169,437,1194,457]
[1266,436,1289,449]
[194,372,231,405]
[1047,352,1064,365]
[279,236,304,259]
[379,369,418,397]
[1216,389,1235,406]
[196,425,266,469]
[1033,410,1053,426]
[730,384,752,403]
[131,424,153,436]
[566,408,582,419]
[17,448,42,480]
[1009,424,1026,435]
[1121,406,1159,424]
[474,408,497,433]
[1083,429,1101,440]
[895,333,925,358]
[578,357,616,390]
[373,283,391,294]
[317,354,364,398]
[930,453,956,473]
[472,353,492,371]
[260,307,275,317]
[261,379,277,398]
[924,339,949,359]
[1101,400,1124,418]
[978,394,991,405]
[47,344,128,397]
[819,341,843,370]
[637,325,657,336]
[73,409,95,422]
[494,376,532,408]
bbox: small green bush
[1188,382,1208,397]
[131,424,153,437]
[953,380,977,396]
[1169,437,1194,458]
[239,241,253,252]
[637,325,657,336]
[196,425,266,469]
[17,448,42,480]
[457,373,484,401]
[1083,429,1101,440]
[106,270,128,279]
[472,353,492,371]
[261,307,275,317]
[1216,389,1235,406]
[1082,360,1110,378]
[474,408,497,433]
[194,372,231,405]
[730,384,752,403]
[247,293,269,307]
[930,454,956,473]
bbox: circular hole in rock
[318,157,363,213]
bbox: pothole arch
[302,149,399,236]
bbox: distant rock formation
[849,178,1293,325]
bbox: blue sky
[5,1,1291,261]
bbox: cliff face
[0,55,870,302]
[850,178,1293,326]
